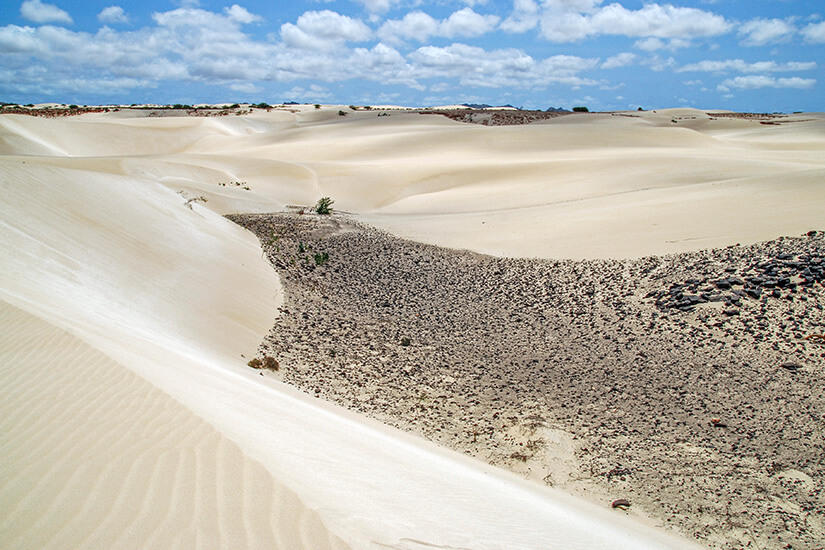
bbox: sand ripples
[0,300,348,550]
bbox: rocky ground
[228,212,825,549]
[417,108,569,125]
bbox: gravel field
[229,212,825,549]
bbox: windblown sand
[1,105,823,548]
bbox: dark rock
[715,279,732,290]
[780,362,802,371]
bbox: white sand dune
[3,106,822,547]
[0,301,348,550]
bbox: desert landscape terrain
[1,104,823,548]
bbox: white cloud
[408,43,598,88]
[601,52,635,69]
[540,3,731,42]
[641,55,676,72]
[441,8,499,37]
[224,5,262,24]
[228,82,261,93]
[542,0,604,12]
[378,12,439,44]
[501,0,540,33]
[98,6,129,24]
[280,10,371,51]
[352,0,401,13]
[634,37,691,51]
[717,76,816,92]
[738,18,796,46]
[284,84,331,100]
[378,8,499,45]
[679,59,817,73]
[0,25,41,54]
[802,21,825,43]
[20,0,73,25]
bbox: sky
[1,0,823,111]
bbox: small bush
[314,251,329,266]
[338,110,347,116]
[572,106,589,113]
[314,104,321,109]
[262,356,279,371]
[247,358,262,369]
[315,197,334,215]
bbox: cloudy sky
[1,0,823,110]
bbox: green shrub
[338,110,347,116]
[314,104,321,109]
[314,251,329,266]
[315,197,334,215]
[572,106,589,113]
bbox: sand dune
[7,106,818,259]
[0,301,348,550]
[2,106,822,547]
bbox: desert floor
[1,105,823,548]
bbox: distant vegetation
[572,106,590,113]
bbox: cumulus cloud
[280,10,371,50]
[717,76,816,92]
[408,43,598,88]
[98,6,129,24]
[224,5,262,24]
[378,12,439,44]
[501,0,540,33]
[441,8,499,37]
[801,21,825,43]
[378,8,499,45]
[542,0,603,12]
[601,52,636,69]
[284,84,331,101]
[540,3,731,42]
[633,37,691,51]
[738,18,796,46]
[20,0,73,25]
[679,59,817,73]
[352,0,401,13]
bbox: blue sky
[1,0,823,111]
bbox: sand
[1,105,823,548]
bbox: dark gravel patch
[229,212,825,549]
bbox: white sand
[4,105,822,547]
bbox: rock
[400,336,411,346]
[611,499,631,509]
[780,362,802,371]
